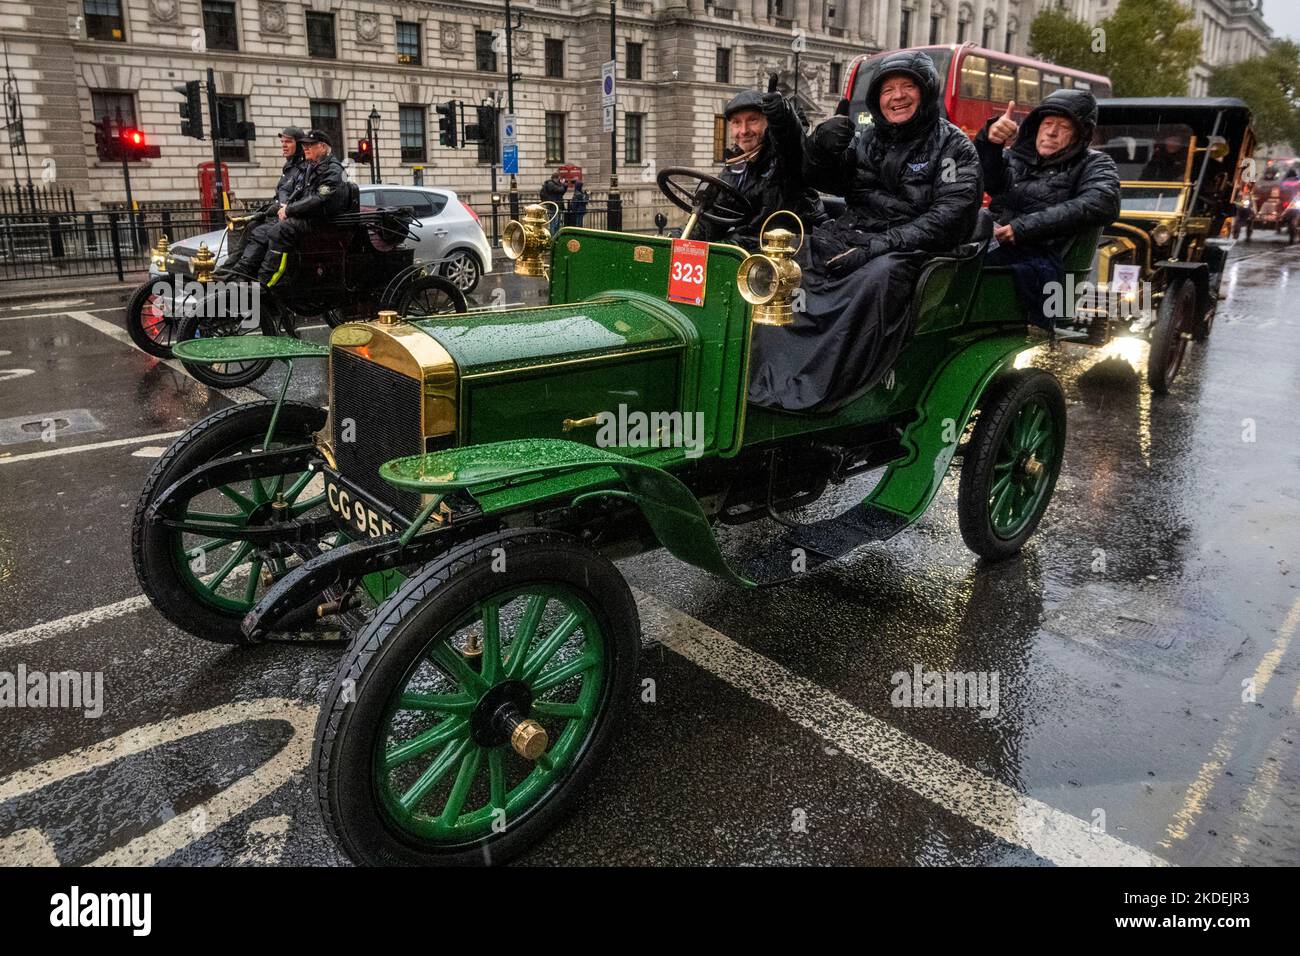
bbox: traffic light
[119,128,162,160]
[349,138,373,164]
[436,100,458,149]
[469,104,499,154]
[175,80,204,139]
[93,120,123,161]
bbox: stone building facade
[1,0,1039,219]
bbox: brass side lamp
[502,202,556,277]
[737,212,804,327]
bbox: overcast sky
[1266,3,1300,42]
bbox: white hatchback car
[149,184,492,294]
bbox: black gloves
[812,116,856,155]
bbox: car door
[375,189,448,265]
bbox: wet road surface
[1,241,1298,866]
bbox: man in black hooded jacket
[974,88,1120,332]
[696,78,827,251]
[746,49,982,412]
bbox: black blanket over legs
[747,249,922,413]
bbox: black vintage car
[1065,98,1255,392]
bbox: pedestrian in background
[540,172,567,233]
[570,180,590,227]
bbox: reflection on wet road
[1,243,1298,866]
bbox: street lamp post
[607,1,622,230]
[369,106,382,185]
[505,0,519,220]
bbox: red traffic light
[349,138,374,164]
[118,127,161,160]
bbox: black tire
[174,295,278,389]
[126,278,182,358]
[131,400,328,645]
[314,528,640,866]
[1148,278,1196,394]
[440,250,482,295]
[395,274,468,318]
[958,369,1066,561]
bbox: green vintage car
[133,168,1087,865]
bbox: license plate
[324,474,399,539]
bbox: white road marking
[0,430,184,465]
[1160,594,1300,849]
[0,306,115,322]
[3,298,91,312]
[0,698,316,867]
[635,589,1170,867]
[63,310,265,405]
[234,814,293,866]
[0,595,153,649]
[0,828,60,866]
[130,446,167,458]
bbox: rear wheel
[314,528,640,866]
[440,250,482,295]
[958,369,1066,561]
[174,296,277,389]
[126,278,184,358]
[394,274,468,319]
[1148,278,1196,394]
[131,401,335,644]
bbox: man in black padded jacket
[974,88,1120,332]
[696,77,827,251]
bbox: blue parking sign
[503,144,519,174]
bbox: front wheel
[1148,278,1196,394]
[439,251,482,295]
[126,278,183,358]
[174,297,278,389]
[394,274,468,319]
[958,369,1066,561]
[314,528,640,866]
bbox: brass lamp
[502,202,556,277]
[149,235,172,273]
[192,242,217,283]
[737,213,804,327]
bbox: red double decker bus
[844,43,1113,138]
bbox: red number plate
[667,239,709,306]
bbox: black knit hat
[723,89,765,121]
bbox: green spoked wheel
[1148,278,1196,394]
[315,528,640,866]
[958,369,1066,560]
[132,401,356,644]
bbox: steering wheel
[656,166,755,228]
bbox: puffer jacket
[275,153,308,206]
[974,88,1120,252]
[697,92,828,250]
[284,153,353,221]
[802,49,983,268]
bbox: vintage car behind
[1069,97,1253,392]
[132,168,1087,866]
[1250,158,1300,235]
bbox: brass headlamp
[191,242,217,283]
[737,212,804,327]
[502,202,556,277]
[149,235,173,273]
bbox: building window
[545,38,564,78]
[625,113,643,164]
[957,18,969,44]
[1005,29,1016,53]
[399,106,427,163]
[396,21,422,65]
[829,61,842,97]
[476,30,498,72]
[84,0,125,42]
[715,47,731,84]
[544,111,565,163]
[306,11,336,58]
[930,15,941,45]
[982,23,995,48]
[91,90,136,158]
[202,0,238,52]
[309,100,344,153]
[626,41,643,80]
[713,115,726,162]
[899,9,911,48]
[216,96,249,162]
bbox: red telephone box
[557,164,583,188]
[198,161,233,209]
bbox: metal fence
[0,202,261,283]
[0,184,78,217]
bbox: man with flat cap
[218,126,308,278]
[229,128,355,284]
[696,76,826,250]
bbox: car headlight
[738,256,779,305]
[502,220,526,260]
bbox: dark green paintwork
[172,335,329,363]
